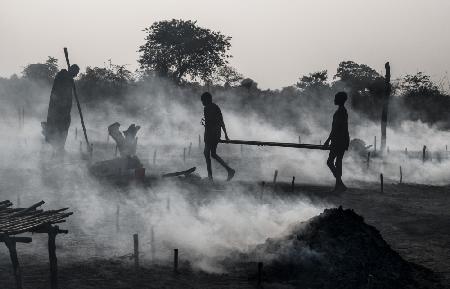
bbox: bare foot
[227,169,235,181]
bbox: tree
[22,56,59,83]
[138,19,231,83]
[211,65,243,87]
[77,61,134,103]
[296,70,329,90]
[334,61,381,91]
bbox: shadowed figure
[42,64,80,152]
[201,92,235,181]
[324,91,350,192]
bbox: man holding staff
[324,91,350,192]
[201,92,235,181]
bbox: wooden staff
[63,47,91,152]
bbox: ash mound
[246,206,442,289]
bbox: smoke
[0,75,449,274]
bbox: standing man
[324,91,350,192]
[201,92,235,181]
[42,64,80,152]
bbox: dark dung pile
[245,206,443,289]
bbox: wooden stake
[422,145,427,163]
[291,176,295,192]
[298,136,301,144]
[366,152,371,170]
[380,173,384,193]
[261,181,265,201]
[133,234,139,271]
[173,249,179,273]
[151,226,155,262]
[116,205,120,232]
[257,262,263,287]
[399,166,403,184]
[273,170,278,187]
[374,136,377,152]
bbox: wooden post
[183,148,186,163]
[366,152,371,170]
[48,227,58,289]
[89,143,94,160]
[116,205,120,232]
[273,170,278,187]
[381,62,391,153]
[133,234,139,271]
[422,145,427,163]
[151,226,155,262]
[153,149,157,165]
[173,249,179,273]
[298,136,301,144]
[399,166,403,184]
[380,173,384,193]
[257,262,263,287]
[188,142,192,157]
[5,238,23,289]
[291,176,295,192]
[261,181,265,201]
[374,136,377,152]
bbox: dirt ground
[1,177,449,289]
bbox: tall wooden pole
[381,62,391,153]
[63,47,91,153]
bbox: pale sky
[1,0,449,89]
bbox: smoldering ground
[0,76,449,278]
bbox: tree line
[1,19,449,130]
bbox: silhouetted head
[201,92,212,106]
[334,91,347,106]
[68,64,80,78]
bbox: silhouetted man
[324,91,350,192]
[201,92,235,181]
[42,64,80,152]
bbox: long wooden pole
[63,47,91,152]
[219,139,328,150]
